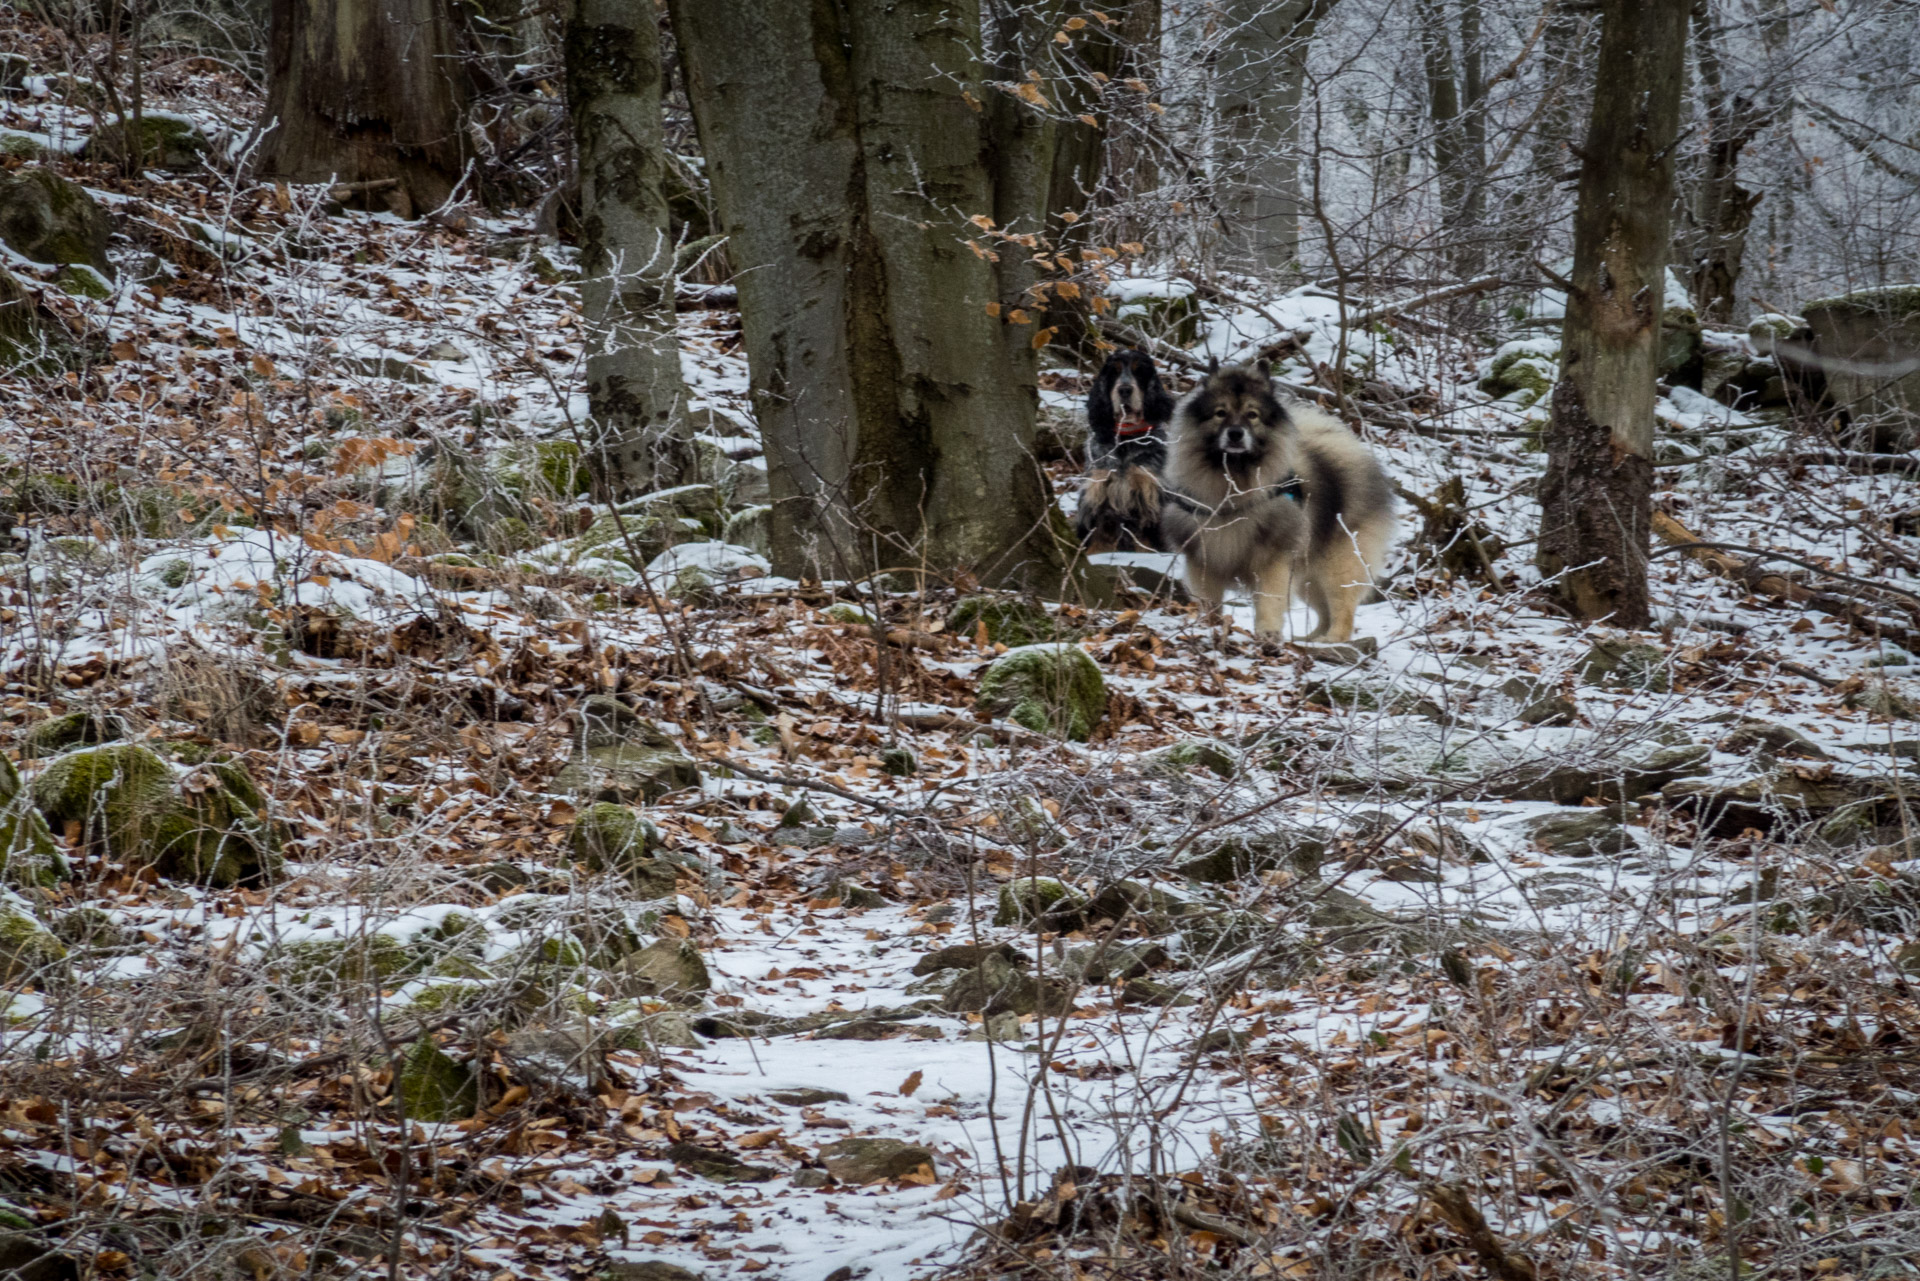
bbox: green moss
[277,934,418,987]
[948,595,1062,647]
[994,876,1089,931]
[396,1036,478,1123]
[20,710,125,759]
[0,167,113,274]
[879,746,916,776]
[568,802,675,895]
[56,264,111,299]
[92,115,207,170]
[976,644,1106,741]
[29,743,284,885]
[824,603,873,625]
[0,793,67,889]
[0,890,65,980]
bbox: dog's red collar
[1116,418,1155,438]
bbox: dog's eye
[1212,408,1226,419]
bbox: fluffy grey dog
[1160,361,1396,642]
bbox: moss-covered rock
[20,710,126,759]
[994,876,1089,932]
[567,803,671,884]
[948,595,1061,647]
[878,745,916,777]
[0,755,66,890]
[610,938,710,1005]
[1521,809,1635,858]
[84,114,209,170]
[0,266,65,374]
[940,954,1067,1016]
[1176,829,1328,883]
[1143,739,1238,779]
[277,934,419,988]
[976,643,1105,740]
[29,743,283,885]
[722,504,770,558]
[1479,338,1559,407]
[396,1036,478,1123]
[553,744,701,804]
[0,889,64,981]
[1578,638,1670,692]
[817,1137,937,1185]
[0,167,112,276]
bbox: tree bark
[1418,0,1488,279]
[1216,0,1333,273]
[1536,0,1690,629]
[670,0,1063,587]
[566,0,691,497]
[257,0,469,217]
[1674,0,1783,324]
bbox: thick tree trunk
[257,0,468,217]
[566,0,691,496]
[1536,0,1689,629]
[1216,0,1332,273]
[670,0,1062,587]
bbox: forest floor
[3,51,1920,1281]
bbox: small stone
[1292,638,1379,664]
[1142,739,1238,779]
[790,1168,833,1189]
[1717,718,1829,761]
[666,1141,776,1183]
[766,1087,849,1107]
[878,746,917,776]
[422,340,468,362]
[817,1137,937,1185]
[1118,976,1198,1007]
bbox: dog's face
[1182,362,1286,463]
[1102,349,1161,425]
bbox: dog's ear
[1206,356,1220,374]
[1255,357,1272,378]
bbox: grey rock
[1521,809,1635,858]
[766,1087,849,1107]
[817,1137,936,1184]
[1578,639,1670,692]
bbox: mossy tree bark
[565,0,691,497]
[256,0,469,218]
[670,0,1066,587]
[1216,0,1336,273]
[1536,0,1690,629]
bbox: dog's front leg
[1252,562,1294,641]
[1186,568,1230,641]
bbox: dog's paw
[1254,632,1288,657]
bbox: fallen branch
[1426,1183,1538,1281]
[1652,511,1920,653]
[327,177,401,202]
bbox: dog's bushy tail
[1076,465,1166,553]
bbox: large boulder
[28,744,283,885]
[976,643,1105,740]
[0,168,112,277]
[1478,337,1559,407]
[1802,285,1920,451]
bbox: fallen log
[1651,510,1920,654]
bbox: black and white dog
[1074,348,1176,552]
